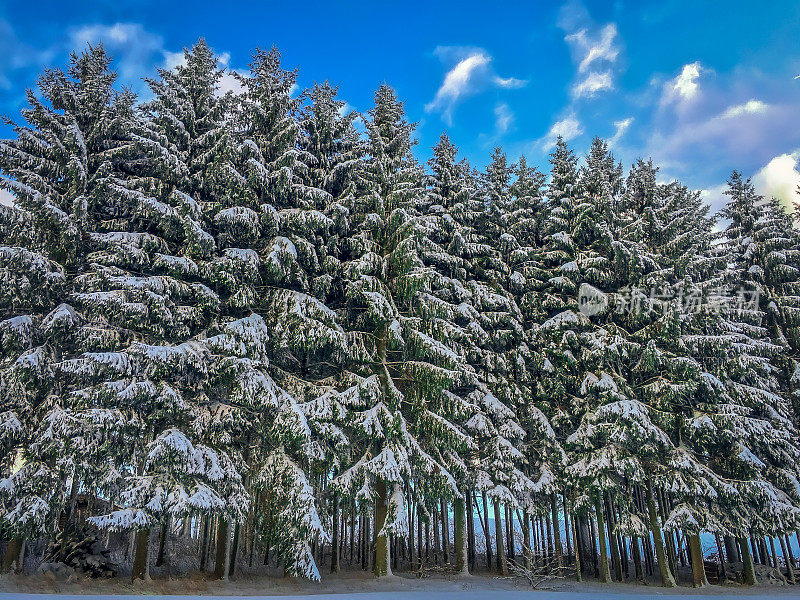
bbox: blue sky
[2,0,799,214]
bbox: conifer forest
[3,40,800,590]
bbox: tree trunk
[593,493,612,583]
[588,516,598,577]
[222,521,232,581]
[724,534,740,562]
[779,535,795,583]
[714,533,727,581]
[441,497,450,565]
[631,536,645,583]
[572,514,582,582]
[59,476,80,561]
[200,516,210,571]
[645,479,676,587]
[563,503,572,564]
[688,533,708,587]
[604,493,622,581]
[768,536,778,569]
[424,517,430,565]
[522,511,532,570]
[156,516,170,568]
[331,491,340,573]
[433,504,440,565]
[739,536,758,585]
[407,495,414,568]
[228,521,241,577]
[453,495,468,574]
[466,492,476,572]
[417,504,424,569]
[493,500,508,575]
[481,492,492,570]
[551,495,563,573]
[506,505,514,560]
[350,500,356,564]
[784,534,796,580]
[373,479,389,576]
[214,519,229,580]
[131,528,150,581]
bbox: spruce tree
[332,87,475,576]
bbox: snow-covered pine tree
[531,137,636,583]
[332,86,476,576]
[230,47,345,578]
[502,154,565,564]
[295,80,365,574]
[701,173,800,574]
[298,82,363,206]
[137,41,332,579]
[424,133,512,573]
[0,46,140,560]
[0,206,66,573]
[747,195,800,420]
[613,158,736,586]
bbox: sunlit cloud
[426,46,526,126]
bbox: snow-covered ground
[2,572,800,599]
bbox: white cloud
[572,71,613,98]
[649,97,793,171]
[494,103,513,136]
[68,23,245,99]
[0,189,14,207]
[609,117,633,146]
[542,114,583,149]
[426,52,490,125]
[565,23,620,73]
[217,70,247,96]
[753,151,800,213]
[426,46,526,125]
[699,183,729,216]
[69,23,165,89]
[162,50,186,70]
[671,62,702,100]
[559,5,621,103]
[721,99,770,119]
[493,75,527,89]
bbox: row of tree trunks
[64,480,800,584]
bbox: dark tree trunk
[331,492,340,573]
[156,516,170,567]
[131,528,150,581]
[214,519,228,580]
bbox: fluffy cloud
[566,23,620,74]
[69,23,166,91]
[699,183,729,217]
[67,23,246,98]
[559,3,621,100]
[754,152,800,213]
[426,46,526,125]
[572,71,613,98]
[671,62,702,100]
[541,114,583,150]
[721,99,770,119]
[649,94,795,172]
[609,117,633,147]
[216,52,247,96]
